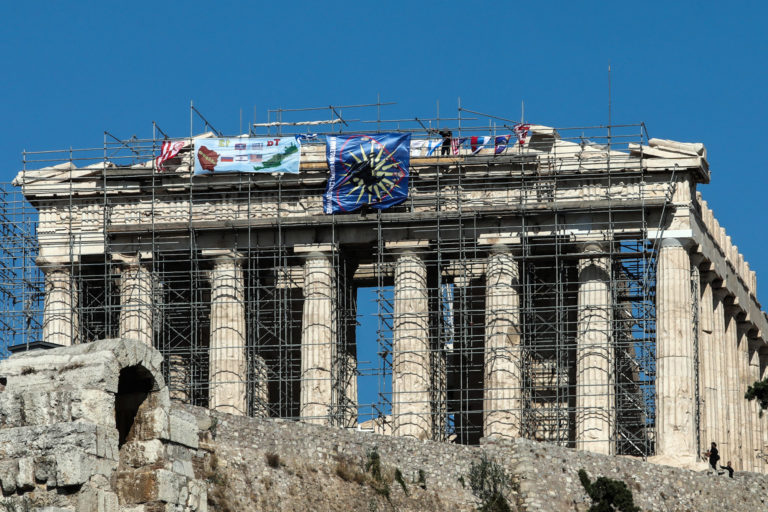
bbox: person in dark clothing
[438,130,452,156]
[720,461,735,478]
[705,442,720,471]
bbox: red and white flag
[513,124,531,146]
[451,137,461,155]
[155,140,188,171]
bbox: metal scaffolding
[3,102,663,457]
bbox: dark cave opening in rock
[115,364,154,447]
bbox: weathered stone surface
[165,409,199,449]
[0,339,206,512]
[392,250,432,440]
[483,248,521,439]
[178,402,768,512]
[300,253,336,425]
[206,251,247,417]
[120,440,165,468]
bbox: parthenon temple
[4,111,767,473]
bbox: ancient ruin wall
[189,404,768,512]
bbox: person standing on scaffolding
[438,130,452,156]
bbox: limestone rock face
[0,338,206,511]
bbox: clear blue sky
[2,2,766,409]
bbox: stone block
[0,423,117,461]
[120,440,165,468]
[132,406,168,442]
[53,449,117,488]
[171,459,194,479]
[34,455,57,486]
[71,389,115,427]
[187,478,207,512]
[16,457,34,491]
[165,410,199,449]
[55,450,86,487]
[0,459,18,493]
[154,469,188,505]
[113,469,158,504]
[115,468,188,506]
[76,485,119,512]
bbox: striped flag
[451,137,461,155]
[494,135,511,154]
[469,136,490,154]
[156,140,188,171]
[513,123,531,146]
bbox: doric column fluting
[168,353,190,403]
[483,245,521,439]
[737,328,754,470]
[392,249,431,439]
[748,344,762,472]
[575,242,613,455]
[300,252,336,425]
[698,279,719,450]
[712,289,730,457]
[117,255,155,346]
[39,258,79,346]
[655,238,697,460]
[760,347,768,473]
[206,250,247,416]
[345,351,358,428]
[724,313,743,468]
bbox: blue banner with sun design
[323,133,411,214]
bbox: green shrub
[468,454,512,512]
[578,469,639,512]
[745,378,768,417]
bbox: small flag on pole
[156,140,188,171]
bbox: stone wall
[0,339,207,512]
[1,339,766,511]
[185,404,768,512]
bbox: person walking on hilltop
[719,461,735,478]
[703,442,720,472]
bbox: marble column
[169,353,190,403]
[116,255,155,346]
[392,249,431,439]
[655,238,696,460]
[738,328,754,471]
[576,242,613,455]
[38,258,79,346]
[698,279,717,451]
[483,246,521,439]
[724,313,743,468]
[712,290,730,457]
[300,252,336,425]
[760,347,768,473]
[206,250,247,416]
[345,351,358,428]
[748,345,762,472]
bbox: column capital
[577,240,610,255]
[112,252,152,268]
[385,240,429,257]
[202,249,244,265]
[477,232,520,248]
[294,243,337,261]
[659,236,696,251]
[36,256,77,273]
